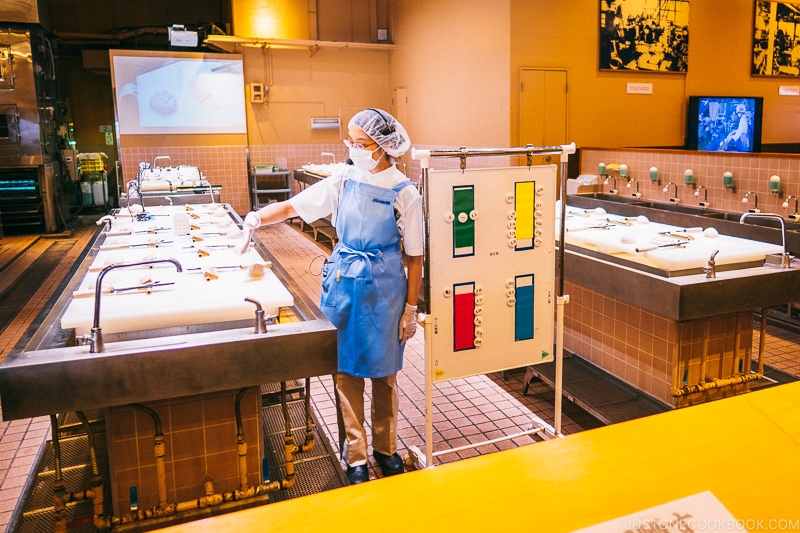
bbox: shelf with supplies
[250,166,291,209]
[291,169,338,247]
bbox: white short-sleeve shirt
[290,165,424,256]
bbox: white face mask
[349,146,381,171]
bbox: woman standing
[237,108,423,485]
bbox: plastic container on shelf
[81,171,104,182]
[77,152,108,176]
[80,182,92,206]
[92,180,108,206]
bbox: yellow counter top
[162,381,800,532]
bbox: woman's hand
[399,303,418,344]
[235,202,299,255]
[236,211,262,255]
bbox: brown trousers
[336,372,398,466]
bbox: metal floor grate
[749,359,798,391]
[265,458,346,503]
[260,380,305,406]
[526,354,668,425]
[12,390,344,532]
[261,400,346,500]
[261,401,319,435]
[16,430,110,533]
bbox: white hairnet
[348,108,411,157]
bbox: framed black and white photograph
[599,0,690,72]
[752,1,800,76]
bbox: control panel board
[427,165,556,383]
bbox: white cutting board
[563,207,783,271]
[62,205,294,336]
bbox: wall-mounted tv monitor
[686,96,763,153]
[110,50,247,135]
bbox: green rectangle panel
[453,186,474,256]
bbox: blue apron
[319,172,413,378]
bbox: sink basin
[633,201,724,217]
[721,212,800,232]
[574,193,648,204]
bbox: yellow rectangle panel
[515,181,535,240]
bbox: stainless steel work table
[562,194,800,319]
[560,248,800,321]
[0,209,338,421]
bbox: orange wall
[232,0,314,39]
[230,0,800,150]
[241,46,391,145]
[509,0,800,149]
[389,0,511,147]
[686,1,800,145]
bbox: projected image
[694,97,758,153]
[112,54,247,135]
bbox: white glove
[398,303,418,344]
[235,212,261,255]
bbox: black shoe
[345,464,370,485]
[372,450,405,477]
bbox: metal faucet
[663,182,679,203]
[604,175,618,195]
[135,162,150,219]
[703,249,719,278]
[626,178,641,198]
[739,212,793,268]
[782,195,800,222]
[96,215,115,231]
[695,185,710,208]
[152,155,171,168]
[200,180,216,204]
[742,191,760,213]
[244,297,277,333]
[320,152,336,164]
[80,258,183,353]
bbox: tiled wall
[120,144,800,218]
[580,148,800,215]
[121,144,514,216]
[121,146,250,216]
[674,312,754,408]
[563,281,676,405]
[562,281,754,407]
[106,388,261,515]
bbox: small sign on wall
[626,83,653,94]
